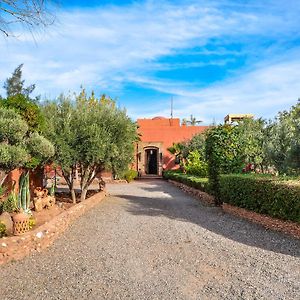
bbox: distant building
[135,117,208,176]
[224,114,254,124]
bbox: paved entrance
[0,180,299,299]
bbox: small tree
[265,101,300,175]
[43,91,138,202]
[0,107,54,189]
[205,127,222,206]
[236,118,267,172]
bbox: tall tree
[3,64,35,97]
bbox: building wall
[136,117,209,175]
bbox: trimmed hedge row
[163,170,210,193]
[163,171,300,223]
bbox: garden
[164,101,300,227]
[0,65,138,252]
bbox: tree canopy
[43,90,138,202]
[1,64,45,131]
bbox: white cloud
[0,0,299,121]
[129,55,300,123]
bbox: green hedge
[163,170,210,193]
[163,171,300,223]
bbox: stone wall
[0,191,106,265]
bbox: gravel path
[0,179,299,299]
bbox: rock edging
[168,179,300,239]
[0,191,107,265]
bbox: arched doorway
[145,148,158,175]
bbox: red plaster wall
[137,117,209,170]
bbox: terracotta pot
[12,212,30,235]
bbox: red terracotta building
[135,117,209,176]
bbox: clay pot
[12,212,30,235]
[33,198,43,212]
[34,187,44,198]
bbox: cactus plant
[18,171,31,214]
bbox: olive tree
[0,108,29,185]
[43,91,138,202]
[0,107,54,186]
[265,101,300,175]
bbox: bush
[1,192,18,213]
[123,169,138,182]
[163,170,210,193]
[220,174,300,223]
[163,171,300,223]
[185,150,208,177]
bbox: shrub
[1,192,18,213]
[123,169,138,182]
[220,174,300,223]
[163,170,210,193]
[185,150,208,177]
[163,171,300,223]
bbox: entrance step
[140,174,162,179]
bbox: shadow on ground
[113,180,300,258]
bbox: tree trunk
[80,188,88,201]
[70,189,76,204]
[62,169,76,204]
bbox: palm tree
[182,115,202,126]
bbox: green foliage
[122,169,138,182]
[183,133,206,158]
[264,101,300,175]
[167,142,187,168]
[0,222,6,238]
[185,150,208,177]
[1,94,45,132]
[18,171,31,213]
[3,64,35,98]
[236,118,267,170]
[1,64,45,132]
[164,171,300,223]
[0,108,29,172]
[42,90,138,201]
[0,107,53,174]
[220,174,300,223]
[0,107,28,143]
[163,170,210,192]
[25,132,55,169]
[1,191,18,213]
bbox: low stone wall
[0,191,107,265]
[168,179,300,239]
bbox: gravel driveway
[0,179,299,299]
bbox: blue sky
[0,0,300,124]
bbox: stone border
[168,179,300,239]
[0,191,107,265]
[168,179,214,205]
